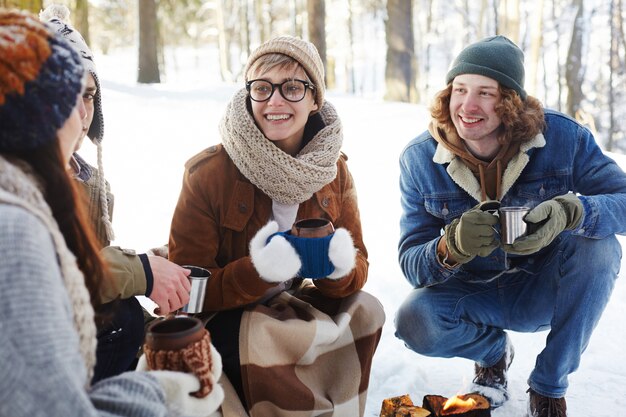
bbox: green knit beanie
[446,35,527,100]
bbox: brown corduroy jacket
[168,144,369,312]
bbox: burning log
[394,405,433,417]
[422,394,490,417]
[380,394,432,417]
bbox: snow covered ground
[87,48,626,416]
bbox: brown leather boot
[527,388,567,417]
[470,335,514,408]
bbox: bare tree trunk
[463,0,470,44]
[384,0,417,103]
[346,0,356,93]
[74,0,90,45]
[291,0,297,34]
[0,0,42,12]
[307,0,327,86]
[496,0,520,42]
[255,0,270,43]
[240,0,251,57]
[478,0,489,38]
[138,0,160,83]
[608,0,618,151]
[297,0,305,38]
[565,0,584,117]
[493,0,499,34]
[423,0,435,96]
[527,0,544,96]
[216,0,234,82]
[617,0,626,61]
[616,0,626,152]
[552,0,563,112]
[542,47,549,105]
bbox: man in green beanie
[394,35,626,417]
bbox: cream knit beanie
[244,36,325,109]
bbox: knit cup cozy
[144,328,215,398]
[268,232,335,279]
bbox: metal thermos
[181,265,210,314]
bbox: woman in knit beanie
[0,9,222,417]
[169,35,384,416]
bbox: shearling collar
[432,133,546,201]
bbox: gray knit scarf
[0,155,97,384]
[221,88,343,205]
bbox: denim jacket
[399,109,626,288]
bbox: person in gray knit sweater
[0,10,222,417]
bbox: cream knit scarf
[0,155,97,384]
[221,89,343,205]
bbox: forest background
[4,0,626,154]
[3,1,626,415]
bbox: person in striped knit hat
[0,8,223,416]
[40,4,195,384]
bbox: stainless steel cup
[500,206,530,244]
[181,265,210,314]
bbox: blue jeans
[394,234,620,398]
[205,308,246,408]
[92,297,145,384]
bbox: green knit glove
[503,193,583,255]
[444,202,500,264]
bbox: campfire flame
[442,395,477,413]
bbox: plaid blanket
[238,286,385,417]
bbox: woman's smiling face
[249,64,318,156]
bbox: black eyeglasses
[246,79,315,103]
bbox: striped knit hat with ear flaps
[0,9,84,152]
[40,4,104,143]
[40,4,114,242]
[244,36,325,112]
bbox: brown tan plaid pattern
[239,287,385,416]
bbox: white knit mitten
[249,221,301,283]
[326,228,357,280]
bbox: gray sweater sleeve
[0,205,170,417]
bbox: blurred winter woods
[2,0,626,152]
